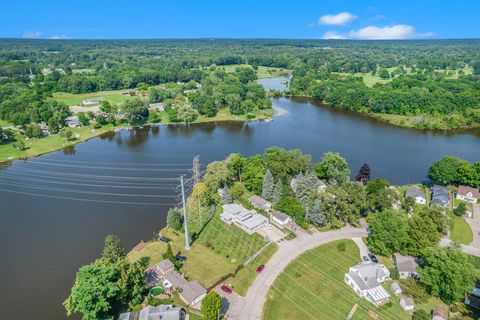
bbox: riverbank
[0,108,274,162]
[283,93,480,131]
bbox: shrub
[336,242,346,252]
[389,267,400,280]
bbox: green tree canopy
[102,234,125,262]
[366,209,409,256]
[167,208,183,231]
[201,291,222,320]
[314,152,350,185]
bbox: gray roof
[405,187,426,199]
[164,270,206,305]
[393,253,419,274]
[349,263,388,290]
[241,213,269,230]
[156,259,175,274]
[400,296,414,307]
[272,211,291,223]
[431,185,450,206]
[391,282,402,292]
[119,305,187,320]
[248,195,271,210]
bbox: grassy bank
[262,240,446,320]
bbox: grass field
[0,119,13,127]
[450,213,473,245]
[262,240,446,320]
[53,90,131,106]
[72,68,95,74]
[0,123,116,161]
[216,64,291,79]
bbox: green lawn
[126,241,167,267]
[0,119,13,127]
[72,68,95,74]
[53,90,132,106]
[450,214,473,245]
[228,243,278,296]
[263,240,411,320]
[215,64,292,79]
[0,123,116,161]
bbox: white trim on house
[221,204,269,234]
[344,263,390,307]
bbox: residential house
[118,304,188,320]
[83,98,104,105]
[248,195,272,212]
[38,122,50,136]
[432,308,448,320]
[404,187,427,205]
[391,282,402,295]
[465,280,480,310]
[431,185,450,207]
[221,204,269,234]
[148,103,165,111]
[65,116,80,128]
[393,253,419,279]
[271,210,292,227]
[344,263,391,307]
[457,185,480,203]
[400,296,414,311]
[146,260,206,307]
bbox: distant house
[148,102,165,111]
[146,259,206,306]
[457,185,480,203]
[118,304,188,320]
[38,122,50,136]
[391,282,402,295]
[271,210,292,227]
[393,253,419,279]
[432,307,448,320]
[404,187,427,205]
[65,116,80,128]
[290,176,326,194]
[431,185,450,207]
[42,67,52,75]
[344,263,390,307]
[220,204,269,234]
[248,195,272,212]
[83,98,104,105]
[400,296,415,311]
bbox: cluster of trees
[428,156,480,188]
[64,235,146,320]
[288,72,480,129]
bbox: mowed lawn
[53,90,131,106]
[450,214,473,245]
[216,64,291,78]
[262,240,411,320]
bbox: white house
[83,98,104,105]
[344,263,390,307]
[457,185,480,203]
[404,187,427,205]
[271,211,292,227]
[400,296,415,311]
[391,282,402,295]
[393,253,419,279]
[65,116,80,128]
[119,305,188,320]
[221,204,269,234]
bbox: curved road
[226,226,368,320]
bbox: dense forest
[1,39,480,130]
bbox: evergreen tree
[201,291,222,320]
[305,199,326,226]
[272,179,283,205]
[167,208,183,231]
[220,186,233,204]
[294,171,318,208]
[262,169,274,200]
[102,234,125,262]
[355,163,371,185]
[162,243,175,262]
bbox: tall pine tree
[272,179,283,205]
[262,169,274,200]
[102,234,125,262]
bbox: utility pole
[180,175,191,250]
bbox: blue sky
[0,0,478,40]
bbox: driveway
[227,226,367,319]
[466,204,480,248]
[213,284,243,318]
[256,225,286,242]
[351,237,369,260]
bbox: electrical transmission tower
[179,175,191,250]
[192,155,201,185]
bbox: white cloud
[347,24,433,40]
[50,35,70,40]
[323,25,434,40]
[319,12,357,25]
[322,31,346,40]
[22,31,42,38]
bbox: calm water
[1,78,480,319]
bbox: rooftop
[272,210,291,223]
[405,187,426,199]
[393,253,419,274]
[458,185,480,198]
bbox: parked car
[362,256,370,262]
[256,264,265,273]
[221,285,232,294]
[159,236,171,243]
[368,253,378,263]
[175,254,187,262]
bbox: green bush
[336,242,346,252]
[389,267,400,280]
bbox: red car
[221,285,232,294]
[256,264,265,273]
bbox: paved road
[226,227,367,320]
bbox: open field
[450,213,473,245]
[72,68,95,74]
[216,64,291,78]
[0,119,13,127]
[262,240,448,320]
[53,90,132,106]
[0,123,116,161]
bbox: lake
[1,78,480,319]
